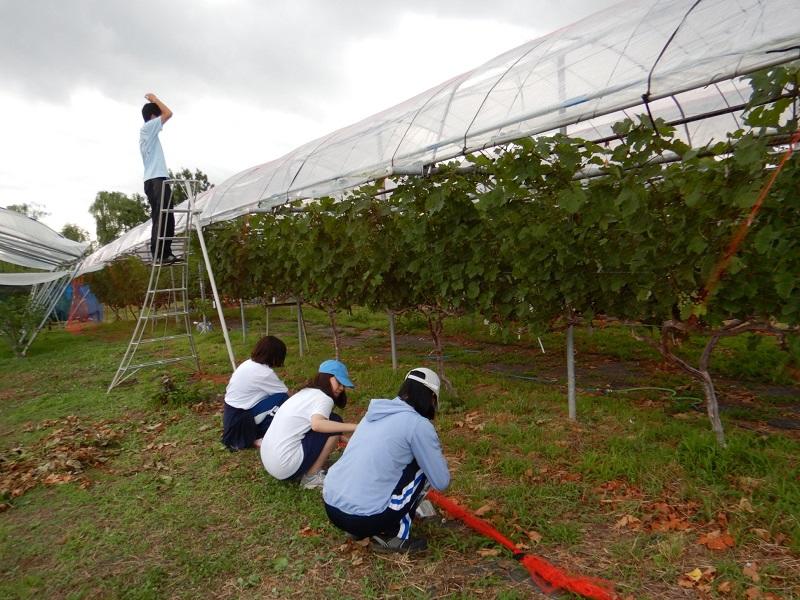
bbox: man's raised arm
[144,93,173,124]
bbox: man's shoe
[415,499,437,519]
[300,469,326,490]
[370,534,427,553]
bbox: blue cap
[318,359,355,388]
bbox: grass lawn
[1,306,798,599]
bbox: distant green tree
[5,203,49,221]
[168,168,213,204]
[84,256,149,320]
[0,292,44,357]
[60,223,89,242]
[89,191,149,246]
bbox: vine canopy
[79,0,800,273]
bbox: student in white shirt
[260,360,357,489]
[222,336,289,450]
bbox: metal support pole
[296,300,304,357]
[559,56,576,421]
[300,305,309,350]
[567,324,576,421]
[194,220,236,371]
[198,262,208,329]
[388,311,398,371]
[22,265,81,356]
[265,305,270,336]
[240,299,246,344]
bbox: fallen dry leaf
[677,576,696,589]
[742,562,760,583]
[745,586,761,599]
[650,515,691,532]
[477,548,501,557]
[717,511,730,528]
[717,580,733,595]
[526,530,542,543]
[738,497,755,513]
[298,526,319,537]
[751,528,771,542]
[613,514,642,530]
[686,568,703,582]
[698,530,735,551]
[735,476,763,493]
[474,502,495,517]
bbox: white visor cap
[405,367,440,396]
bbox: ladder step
[150,260,187,267]
[161,208,198,214]
[158,236,190,241]
[147,287,187,294]
[127,356,196,370]
[144,310,190,319]
[133,333,192,345]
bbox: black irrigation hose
[607,386,703,409]
[416,344,705,408]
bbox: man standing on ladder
[140,93,177,265]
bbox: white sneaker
[415,499,437,519]
[300,469,326,489]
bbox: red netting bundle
[427,490,619,600]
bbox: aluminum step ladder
[108,179,201,392]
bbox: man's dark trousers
[144,177,174,259]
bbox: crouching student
[260,360,358,489]
[323,368,449,553]
[222,336,289,451]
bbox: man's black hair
[250,335,287,368]
[398,370,437,419]
[142,102,161,122]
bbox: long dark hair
[250,335,287,367]
[398,372,437,419]
[306,372,347,409]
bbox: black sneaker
[155,254,180,266]
[370,534,427,553]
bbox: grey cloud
[1,0,622,112]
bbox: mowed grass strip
[0,306,798,599]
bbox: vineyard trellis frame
[0,208,89,356]
[70,0,800,411]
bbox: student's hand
[144,93,158,102]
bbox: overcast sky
[0,0,619,240]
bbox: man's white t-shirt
[224,359,288,424]
[260,388,333,480]
[139,117,168,181]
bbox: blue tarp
[53,283,103,322]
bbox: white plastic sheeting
[0,208,89,273]
[0,271,72,287]
[79,0,800,274]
